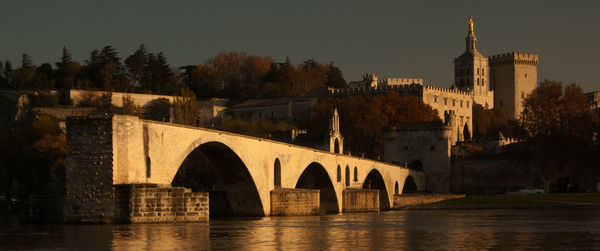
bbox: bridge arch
[362,169,391,210]
[403,175,418,194]
[171,141,264,217]
[295,162,339,214]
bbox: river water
[1,209,599,250]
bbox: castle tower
[454,17,494,108]
[329,108,344,154]
[489,52,539,119]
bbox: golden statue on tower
[468,16,474,35]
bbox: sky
[1,1,599,92]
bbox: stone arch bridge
[66,115,424,221]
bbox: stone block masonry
[393,194,465,209]
[66,116,116,223]
[342,189,379,213]
[270,188,319,216]
[115,184,208,223]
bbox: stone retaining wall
[393,194,465,209]
[342,188,379,213]
[270,188,319,216]
[116,184,208,223]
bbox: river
[1,209,599,250]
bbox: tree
[125,44,148,89]
[32,63,55,90]
[325,63,347,88]
[521,80,596,192]
[172,88,201,126]
[55,46,82,90]
[12,54,36,90]
[3,60,12,89]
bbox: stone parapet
[342,188,379,213]
[392,194,465,209]
[270,188,319,216]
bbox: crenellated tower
[454,17,493,108]
[489,52,538,119]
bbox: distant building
[383,121,455,193]
[232,97,317,123]
[489,52,539,119]
[587,90,600,111]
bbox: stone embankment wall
[115,184,208,223]
[393,194,465,209]
[342,189,379,213]
[270,188,319,216]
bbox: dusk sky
[2,1,599,92]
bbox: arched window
[353,167,358,182]
[274,158,281,187]
[394,181,399,195]
[334,138,340,154]
[345,166,350,186]
[336,165,341,182]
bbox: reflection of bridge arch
[172,141,264,216]
[295,162,339,213]
[362,169,391,210]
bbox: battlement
[329,84,423,97]
[379,78,423,86]
[488,52,538,66]
[423,85,473,97]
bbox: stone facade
[65,116,116,223]
[270,188,320,216]
[232,97,316,123]
[383,122,453,193]
[392,194,465,209]
[489,52,539,119]
[115,184,208,223]
[342,188,379,213]
[454,28,494,109]
[586,90,600,111]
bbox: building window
[482,69,485,76]
[434,96,438,103]
[477,68,479,75]
[452,99,456,106]
[460,100,463,108]
[444,98,447,105]
[467,101,470,108]
[477,78,480,86]
[354,167,358,182]
[337,165,341,182]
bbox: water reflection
[1,210,599,250]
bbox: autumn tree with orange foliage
[306,92,440,159]
[184,52,347,104]
[0,115,66,205]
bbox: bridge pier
[342,189,380,213]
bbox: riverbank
[401,193,600,210]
